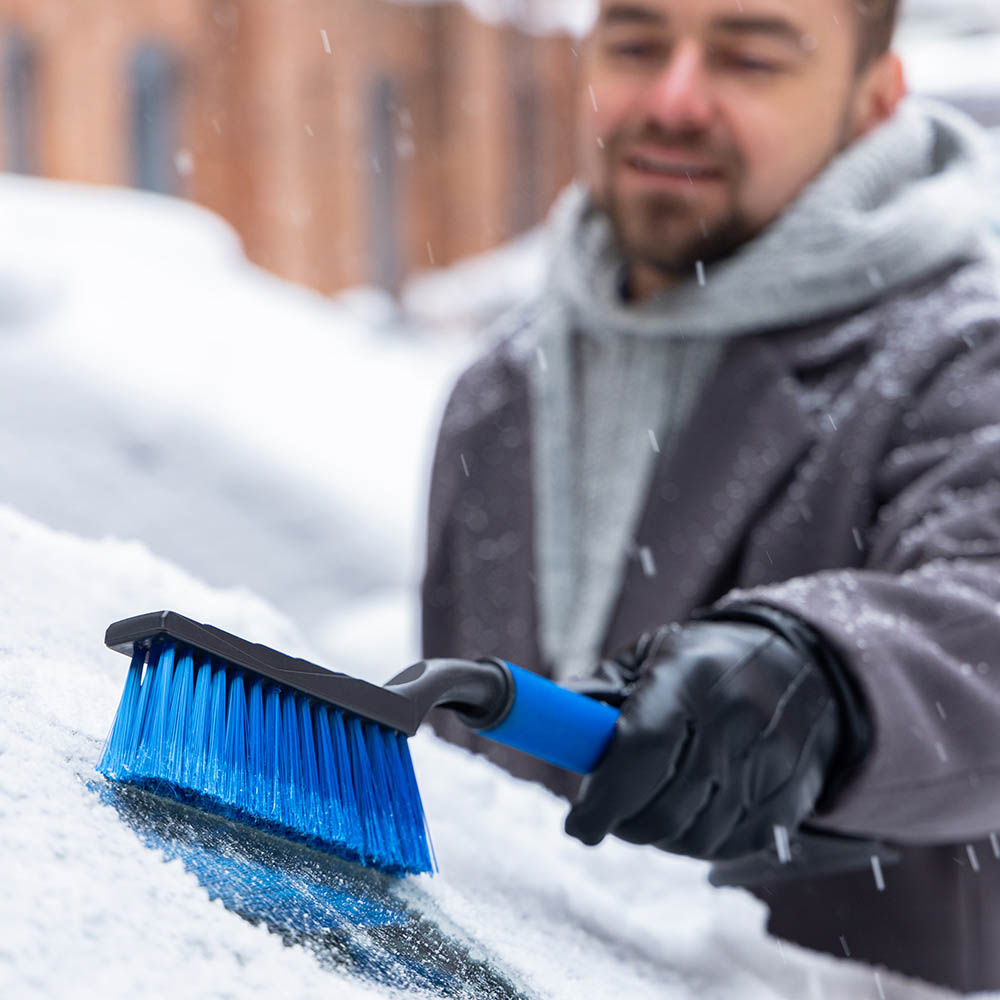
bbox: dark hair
[853,0,901,70]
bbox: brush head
[106,611,423,734]
[98,613,435,876]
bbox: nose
[643,39,714,131]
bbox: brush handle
[476,662,620,774]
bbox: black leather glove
[564,604,870,861]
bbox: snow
[0,504,970,1000]
[899,31,1000,103]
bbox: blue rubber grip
[476,662,620,774]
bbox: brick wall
[0,0,579,295]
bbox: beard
[594,122,760,280]
[601,186,760,278]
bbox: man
[422,0,1000,990]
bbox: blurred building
[0,0,579,294]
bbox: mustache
[606,122,737,162]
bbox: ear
[849,52,906,140]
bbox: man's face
[580,0,872,288]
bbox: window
[368,74,403,294]
[3,25,38,174]
[129,42,181,194]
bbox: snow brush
[96,611,620,877]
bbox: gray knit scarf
[516,98,994,680]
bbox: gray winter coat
[421,257,1000,992]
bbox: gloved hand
[564,604,869,861]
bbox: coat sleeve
[718,324,1000,844]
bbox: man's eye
[608,41,664,61]
[715,51,781,74]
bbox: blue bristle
[205,664,228,801]
[163,649,194,786]
[263,685,283,824]
[184,656,213,790]
[311,705,336,845]
[245,678,265,810]
[223,672,248,812]
[134,644,175,781]
[386,732,436,874]
[365,721,401,864]
[320,706,365,861]
[97,647,145,778]
[296,698,322,842]
[346,716,390,867]
[129,645,158,754]
[331,711,366,860]
[279,690,301,831]
[316,705,357,852]
[96,639,435,875]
